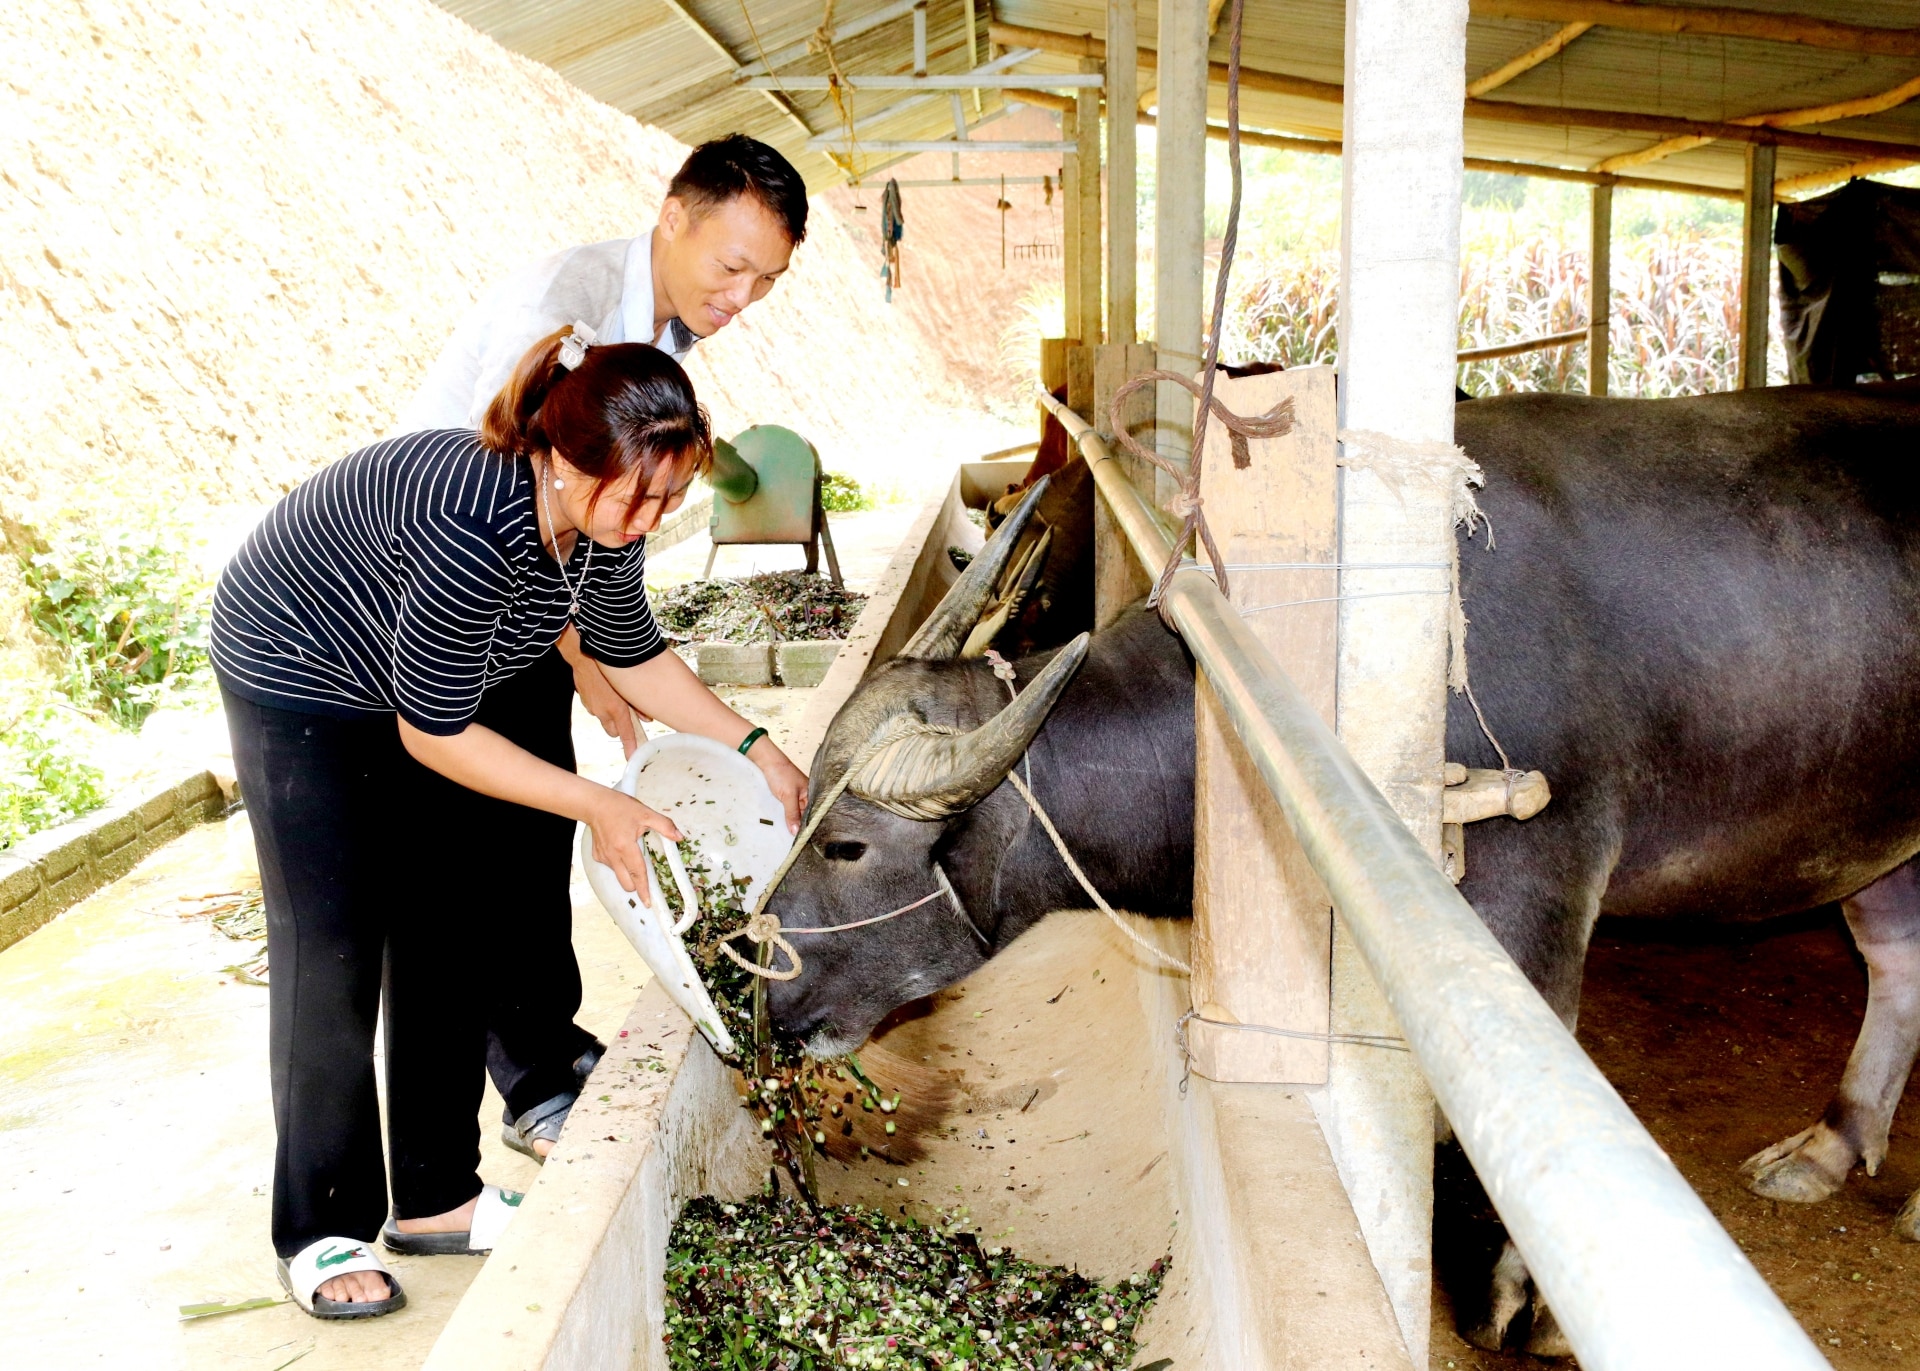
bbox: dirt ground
[1431,910,1920,1369]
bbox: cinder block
[137,787,178,832]
[0,857,42,914]
[0,888,52,952]
[696,641,774,687]
[9,824,88,881]
[86,807,141,859]
[169,770,224,823]
[775,640,841,688]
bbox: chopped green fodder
[652,572,867,645]
[647,839,898,1194]
[666,1194,1166,1371]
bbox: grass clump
[18,509,212,727]
[820,474,875,514]
[0,702,107,850]
[652,572,867,644]
[665,1193,1166,1371]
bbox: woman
[211,328,807,1319]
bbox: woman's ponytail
[478,327,576,455]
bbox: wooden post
[1077,58,1105,345]
[1588,180,1612,396]
[1739,140,1777,389]
[1331,0,1469,1357]
[1039,337,1074,444]
[1106,0,1137,344]
[1188,367,1338,1084]
[1063,108,1083,345]
[1091,342,1156,626]
[1154,0,1207,488]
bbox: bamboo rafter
[1598,74,1920,172]
[1467,22,1594,98]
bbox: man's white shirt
[397,229,697,432]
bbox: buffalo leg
[1741,859,1920,1222]
[1441,821,1610,1355]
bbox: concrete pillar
[1077,58,1105,345]
[1321,0,1470,1362]
[1063,108,1083,344]
[1153,0,1208,477]
[1739,141,1777,389]
[1106,0,1138,345]
[1588,180,1612,396]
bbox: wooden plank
[1588,181,1612,396]
[1092,342,1156,628]
[1739,141,1777,389]
[1187,367,1338,1085]
[1076,59,1104,346]
[1469,0,1920,60]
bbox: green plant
[819,472,874,513]
[19,510,213,728]
[0,703,107,849]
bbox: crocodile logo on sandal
[315,1245,366,1269]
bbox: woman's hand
[747,735,810,833]
[583,786,683,902]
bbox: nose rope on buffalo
[715,655,1193,983]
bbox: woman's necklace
[540,456,592,617]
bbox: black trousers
[223,649,594,1257]
[471,648,600,1114]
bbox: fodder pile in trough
[665,1193,1166,1371]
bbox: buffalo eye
[822,840,868,862]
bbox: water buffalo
[765,385,1920,1353]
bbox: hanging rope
[1103,0,1288,621]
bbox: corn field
[1217,226,1781,396]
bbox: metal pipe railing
[1036,387,1827,1371]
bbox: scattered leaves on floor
[176,1294,285,1320]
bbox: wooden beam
[1107,0,1138,344]
[1776,154,1920,199]
[1077,58,1104,345]
[1467,21,1592,98]
[992,22,1920,166]
[1469,1,1920,60]
[1598,74,1920,172]
[654,0,815,141]
[1207,0,1231,37]
[1738,141,1777,389]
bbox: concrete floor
[0,501,912,1369]
[0,689,818,1371]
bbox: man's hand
[582,787,683,903]
[560,627,647,756]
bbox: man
[398,134,809,1161]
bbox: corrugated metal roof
[432,1,1920,195]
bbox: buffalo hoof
[1525,1299,1573,1358]
[1740,1124,1853,1203]
[1896,1189,1920,1242]
[1460,1241,1572,1357]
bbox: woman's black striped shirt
[211,429,666,734]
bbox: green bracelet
[737,726,768,756]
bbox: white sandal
[277,1236,406,1320]
[380,1183,523,1256]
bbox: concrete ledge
[0,769,229,953]
[773,639,840,687]
[422,980,766,1371]
[694,641,774,686]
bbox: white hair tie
[557,321,598,371]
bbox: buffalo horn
[850,633,1091,820]
[899,476,1052,661]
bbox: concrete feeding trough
[422,458,1408,1371]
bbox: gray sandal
[497,1043,603,1163]
[502,1090,576,1162]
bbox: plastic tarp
[1776,180,1920,385]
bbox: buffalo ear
[930,790,1026,949]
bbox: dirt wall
[0,0,1024,526]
